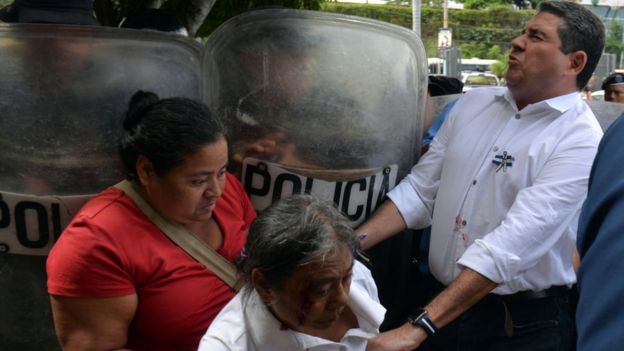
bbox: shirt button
[515,114,521,119]
[461,220,467,226]
[493,146,499,152]
[472,180,477,185]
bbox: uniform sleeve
[47,217,136,297]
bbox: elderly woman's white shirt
[197,261,385,351]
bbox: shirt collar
[499,89,580,114]
[244,279,385,350]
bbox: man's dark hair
[538,1,605,89]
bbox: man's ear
[569,50,588,76]
[135,155,155,187]
[251,268,276,304]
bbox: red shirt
[47,173,256,351]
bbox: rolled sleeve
[387,181,432,229]
[386,103,454,230]
[458,239,521,284]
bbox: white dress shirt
[197,261,385,351]
[388,87,602,294]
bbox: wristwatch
[407,308,438,336]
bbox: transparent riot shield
[0,24,201,350]
[425,94,461,131]
[203,8,428,331]
[203,8,427,226]
[586,99,624,131]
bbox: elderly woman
[46,91,256,351]
[198,194,385,350]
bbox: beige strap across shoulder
[114,180,241,291]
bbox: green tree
[490,60,508,79]
[459,42,487,58]
[462,0,507,10]
[605,21,624,65]
[455,0,543,9]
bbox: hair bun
[123,90,160,131]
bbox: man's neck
[512,87,578,111]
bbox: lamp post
[412,0,421,36]
[444,0,448,28]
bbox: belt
[489,286,569,337]
[499,285,569,302]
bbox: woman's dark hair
[119,90,225,180]
[239,194,359,291]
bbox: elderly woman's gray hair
[238,194,359,290]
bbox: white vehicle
[460,57,498,72]
[461,71,501,92]
[428,57,499,76]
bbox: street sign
[438,28,452,48]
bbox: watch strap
[408,308,438,336]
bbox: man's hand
[366,323,426,351]
[366,268,497,351]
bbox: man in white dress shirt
[361,2,604,350]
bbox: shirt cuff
[387,181,431,229]
[457,239,521,284]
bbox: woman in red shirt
[47,91,256,351]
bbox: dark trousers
[420,293,574,351]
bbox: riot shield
[425,94,461,131]
[203,8,428,331]
[203,8,427,225]
[0,24,201,350]
[586,99,624,131]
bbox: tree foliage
[605,21,624,65]
[461,0,508,10]
[455,0,543,10]
[322,3,533,57]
